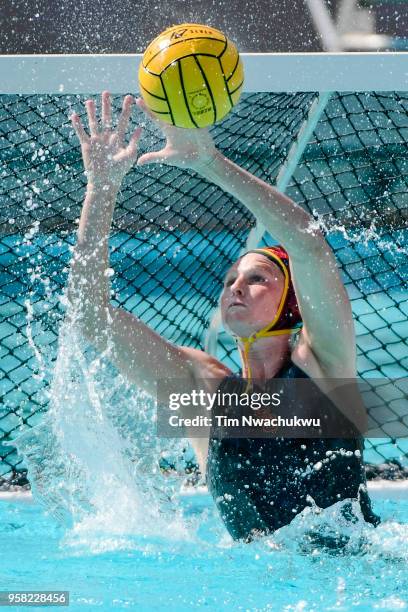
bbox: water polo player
[69,92,380,542]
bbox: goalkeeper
[69,92,380,542]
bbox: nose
[230,276,245,296]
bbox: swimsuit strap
[235,357,308,384]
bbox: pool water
[1,484,408,611]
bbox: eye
[249,274,265,283]
[224,277,235,287]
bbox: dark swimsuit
[206,360,380,542]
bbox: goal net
[0,54,407,487]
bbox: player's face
[220,253,285,337]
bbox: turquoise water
[1,486,408,611]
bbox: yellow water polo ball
[138,23,244,128]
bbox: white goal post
[0,52,408,94]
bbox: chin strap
[233,247,303,393]
[236,326,302,393]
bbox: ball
[138,23,244,128]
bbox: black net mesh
[288,92,408,470]
[0,91,407,487]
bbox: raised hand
[71,91,142,190]
[136,97,218,171]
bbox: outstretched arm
[191,150,355,377]
[67,92,222,396]
[137,99,355,376]
[68,93,140,331]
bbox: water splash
[262,498,371,556]
[305,210,408,256]
[257,496,408,562]
[24,298,47,382]
[11,314,191,549]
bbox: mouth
[228,302,246,309]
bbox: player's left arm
[187,153,356,376]
[136,105,356,375]
[287,244,356,377]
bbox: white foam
[0,490,33,503]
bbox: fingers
[126,126,143,160]
[72,94,139,150]
[85,98,99,136]
[117,95,134,144]
[101,90,112,130]
[136,150,166,167]
[70,113,89,144]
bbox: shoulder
[178,345,232,384]
[176,346,231,474]
[291,325,356,379]
[290,336,367,434]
